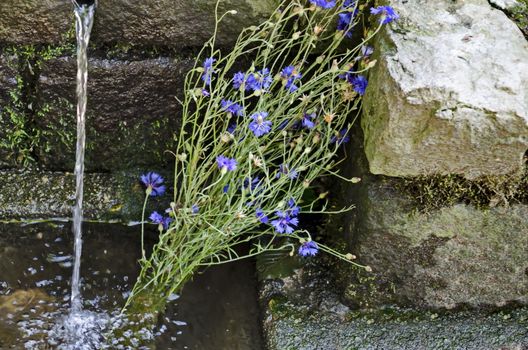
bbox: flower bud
[220,132,231,143]
[345,253,356,260]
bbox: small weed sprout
[126,0,397,311]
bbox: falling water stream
[70,0,95,315]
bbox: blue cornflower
[298,241,319,257]
[278,120,291,131]
[243,176,262,191]
[233,72,246,90]
[331,128,350,145]
[140,172,166,197]
[370,6,399,24]
[246,68,273,94]
[223,184,230,193]
[355,45,374,61]
[287,198,300,216]
[201,89,210,97]
[216,155,237,172]
[280,66,302,93]
[227,123,237,134]
[249,112,272,137]
[350,75,368,95]
[301,112,316,129]
[310,0,336,9]
[221,99,244,117]
[149,211,172,230]
[276,164,298,179]
[202,57,216,85]
[256,209,269,224]
[271,211,299,234]
[192,204,199,214]
[337,12,355,38]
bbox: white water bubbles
[47,310,109,350]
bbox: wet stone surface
[0,170,177,223]
[36,55,192,171]
[258,252,528,350]
[0,1,72,45]
[0,222,263,349]
[0,0,275,48]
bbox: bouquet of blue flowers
[128,0,397,312]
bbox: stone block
[257,239,528,350]
[0,0,275,48]
[347,177,528,309]
[36,55,193,171]
[91,0,276,48]
[363,0,528,179]
[0,1,72,45]
[0,170,168,221]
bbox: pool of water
[0,222,263,349]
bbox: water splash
[71,0,95,314]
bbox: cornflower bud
[330,59,339,72]
[220,132,232,143]
[345,253,356,260]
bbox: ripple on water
[0,222,264,350]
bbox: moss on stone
[264,303,528,350]
[509,0,528,37]
[397,163,528,211]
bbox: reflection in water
[0,223,263,349]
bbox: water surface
[0,223,263,349]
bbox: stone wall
[341,0,528,310]
[0,0,276,171]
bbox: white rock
[490,0,520,10]
[363,0,528,179]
